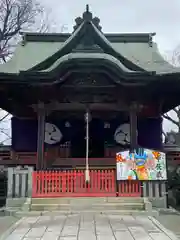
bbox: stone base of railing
[144,197,153,212]
[21,198,32,212]
[6,198,27,209]
[148,197,167,209]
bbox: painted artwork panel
[116,148,167,180]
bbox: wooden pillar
[37,103,45,170]
[130,102,138,152]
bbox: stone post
[7,168,14,199]
[27,166,34,197]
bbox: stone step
[31,197,144,205]
[31,202,144,211]
[6,209,159,218]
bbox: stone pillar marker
[7,167,13,198]
[27,166,34,197]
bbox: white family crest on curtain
[44,122,63,144]
[114,123,130,145]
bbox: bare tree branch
[0,1,63,144]
[0,0,50,62]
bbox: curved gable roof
[28,21,146,73]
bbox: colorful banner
[116,148,167,180]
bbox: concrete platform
[0,213,179,240]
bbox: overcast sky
[1,0,180,144]
[43,0,180,52]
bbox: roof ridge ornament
[73,5,102,31]
[83,4,92,21]
[86,4,89,12]
[148,32,156,47]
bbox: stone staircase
[29,197,157,216]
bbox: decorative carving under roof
[73,4,102,31]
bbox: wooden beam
[129,102,138,151]
[32,101,129,112]
[36,102,45,170]
[0,158,116,167]
[61,85,116,89]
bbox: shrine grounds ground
[0,215,20,237]
[156,213,180,238]
[0,212,180,240]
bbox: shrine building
[0,4,179,191]
[0,6,179,170]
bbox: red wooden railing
[32,170,116,198]
[32,170,142,198]
[117,180,142,197]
